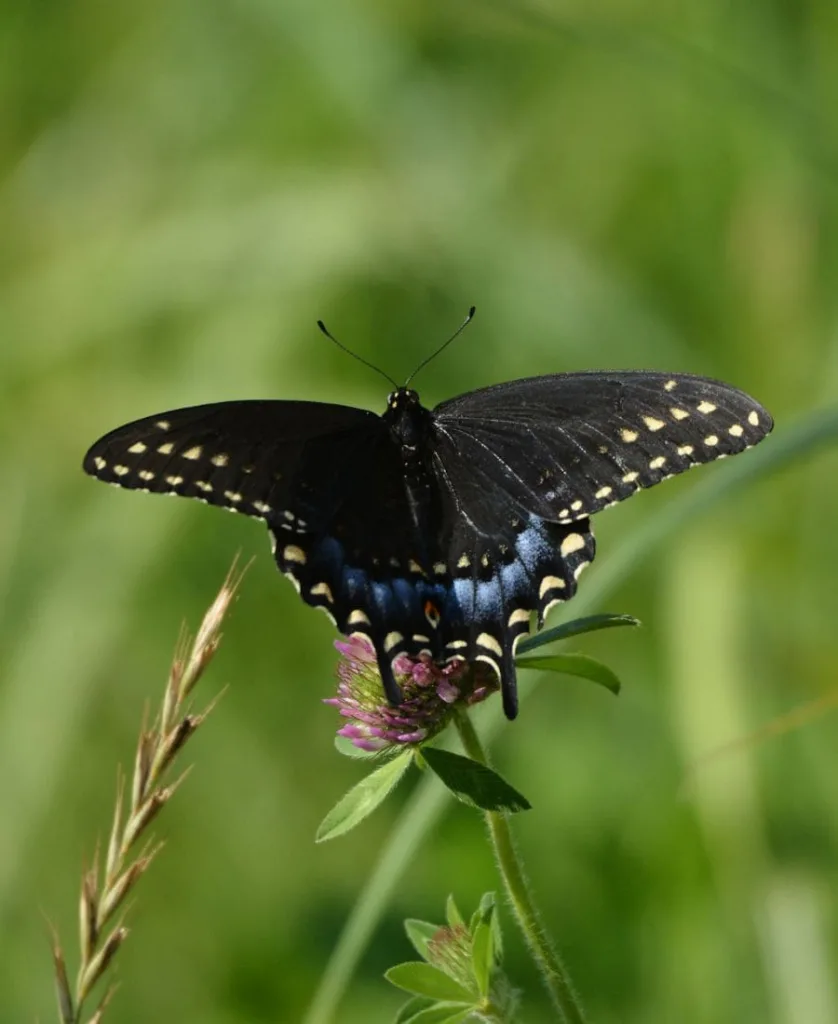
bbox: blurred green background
[2,1,837,1021]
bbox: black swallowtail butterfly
[83,339,772,719]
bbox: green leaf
[315,751,412,842]
[470,892,503,965]
[394,996,436,1023]
[516,652,623,695]
[470,920,493,999]
[516,612,640,655]
[445,894,465,929]
[422,747,531,812]
[399,1003,475,1024]
[405,919,441,960]
[385,962,475,1002]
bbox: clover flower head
[325,637,498,752]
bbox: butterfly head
[384,387,431,448]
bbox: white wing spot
[477,632,503,657]
[622,471,639,483]
[311,582,334,603]
[539,575,566,598]
[446,639,468,650]
[558,508,571,519]
[670,408,689,421]
[183,446,202,460]
[408,559,424,575]
[748,410,760,426]
[508,608,530,627]
[211,453,229,467]
[728,424,744,437]
[253,500,272,514]
[157,442,174,455]
[155,420,171,431]
[433,561,447,576]
[93,456,107,471]
[457,554,470,569]
[283,545,307,565]
[697,401,717,414]
[704,435,719,446]
[224,490,243,503]
[664,379,678,391]
[571,499,584,512]
[165,475,184,486]
[595,486,613,499]
[643,416,666,432]
[283,510,295,521]
[677,444,694,456]
[348,609,370,626]
[139,470,155,481]
[128,442,147,454]
[114,465,130,477]
[621,428,639,442]
[573,561,590,580]
[560,533,586,556]
[196,481,212,492]
[649,456,667,469]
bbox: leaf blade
[316,751,412,842]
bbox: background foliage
[2,1,837,1021]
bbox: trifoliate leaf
[405,919,441,960]
[316,750,412,842]
[516,613,640,655]
[516,652,623,695]
[422,748,531,813]
[385,962,475,1002]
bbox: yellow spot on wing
[384,632,403,653]
[677,444,694,456]
[571,499,583,511]
[457,554,470,569]
[310,582,333,603]
[670,408,689,421]
[664,379,678,391]
[93,456,107,471]
[728,424,744,437]
[748,410,760,426]
[114,465,130,476]
[253,500,272,514]
[348,609,370,626]
[224,491,242,503]
[643,416,665,432]
[128,441,147,454]
[621,428,639,442]
[704,435,719,446]
[622,471,639,483]
[595,486,612,499]
[560,533,586,556]
[183,446,202,460]
[697,401,717,414]
[283,545,307,564]
[539,575,566,598]
[157,442,174,455]
[477,632,503,657]
[211,453,229,467]
[155,420,171,431]
[649,456,666,469]
[139,470,155,481]
[508,608,530,627]
[196,481,212,492]
[165,475,184,486]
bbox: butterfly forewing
[434,371,773,523]
[83,400,379,520]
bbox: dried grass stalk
[50,559,247,1024]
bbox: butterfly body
[84,370,772,718]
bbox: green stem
[454,710,588,1024]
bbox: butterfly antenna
[317,321,399,389]
[404,306,476,387]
